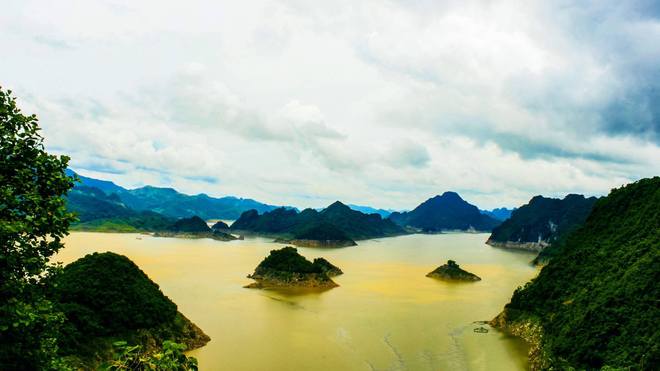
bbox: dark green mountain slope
[67,186,133,222]
[231,201,405,242]
[388,192,500,232]
[66,186,174,232]
[320,201,404,240]
[491,177,659,370]
[486,194,598,254]
[52,252,209,366]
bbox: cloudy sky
[2,0,659,210]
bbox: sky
[1,0,659,210]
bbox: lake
[57,232,538,371]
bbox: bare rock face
[426,260,481,282]
[245,246,342,289]
[486,239,548,252]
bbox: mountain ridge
[486,193,598,256]
[388,191,501,232]
[66,169,284,220]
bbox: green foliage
[388,192,500,232]
[103,340,198,371]
[0,87,77,369]
[311,257,343,276]
[489,194,597,247]
[257,246,323,274]
[53,252,178,354]
[0,89,205,369]
[256,246,343,277]
[504,177,659,370]
[232,201,404,240]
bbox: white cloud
[1,0,658,210]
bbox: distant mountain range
[231,201,405,245]
[66,170,282,220]
[388,192,501,232]
[66,170,517,237]
[486,194,598,255]
[480,207,515,221]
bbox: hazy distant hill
[388,192,501,232]
[491,177,659,370]
[65,169,125,194]
[486,194,598,254]
[231,201,405,242]
[66,170,282,219]
[347,204,396,218]
[480,207,515,221]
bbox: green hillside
[66,186,174,232]
[52,252,210,367]
[492,177,659,370]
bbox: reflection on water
[57,232,538,371]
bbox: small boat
[473,327,489,333]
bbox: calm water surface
[58,232,538,371]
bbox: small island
[211,220,230,231]
[154,216,238,241]
[245,246,342,289]
[426,260,481,282]
[53,252,210,367]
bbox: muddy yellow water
[58,232,538,371]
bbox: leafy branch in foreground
[0,86,76,369]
